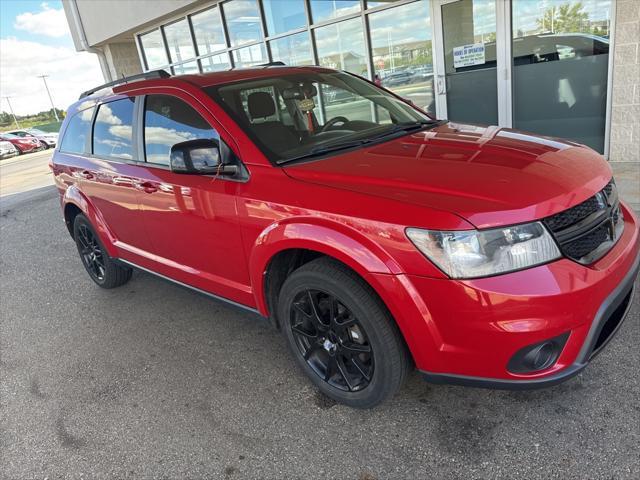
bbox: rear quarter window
[93,98,136,160]
[59,108,94,154]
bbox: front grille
[562,221,610,259]
[543,180,624,264]
[544,195,602,231]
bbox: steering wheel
[319,116,349,132]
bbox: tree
[537,2,589,34]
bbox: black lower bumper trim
[421,363,587,390]
[421,244,639,391]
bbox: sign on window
[453,43,486,68]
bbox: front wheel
[73,214,132,288]
[278,258,411,408]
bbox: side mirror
[169,139,237,176]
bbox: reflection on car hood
[283,122,612,229]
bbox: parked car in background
[52,66,639,408]
[383,70,416,88]
[0,140,19,159]
[7,128,57,149]
[0,133,42,154]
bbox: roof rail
[79,69,171,99]
[258,61,286,67]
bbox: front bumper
[421,249,638,389]
[369,202,639,388]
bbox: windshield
[206,71,435,164]
[27,129,46,135]
[1,133,19,139]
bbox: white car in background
[0,140,19,159]
[7,128,58,149]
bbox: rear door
[78,96,151,254]
[131,92,252,306]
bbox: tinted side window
[59,108,94,154]
[144,95,219,166]
[93,98,135,160]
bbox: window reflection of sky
[93,100,134,160]
[144,96,219,166]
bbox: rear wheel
[73,214,132,288]
[278,257,411,408]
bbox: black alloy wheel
[290,288,374,392]
[76,223,106,282]
[278,257,411,408]
[73,214,132,288]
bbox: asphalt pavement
[1,184,639,478]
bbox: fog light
[507,332,570,374]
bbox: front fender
[249,217,403,315]
[63,185,118,257]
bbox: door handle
[79,170,94,180]
[135,181,158,194]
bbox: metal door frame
[431,0,512,127]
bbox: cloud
[13,2,69,38]
[95,104,123,125]
[0,37,103,116]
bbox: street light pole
[37,74,60,122]
[3,96,20,128]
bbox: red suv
[51,66,639,408]
[0,132,42,154]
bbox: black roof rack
[79,69,171,99]
[258,61,286,67]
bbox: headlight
[406,222,561,279]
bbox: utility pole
[37,74,60,122]
[3,96,20,128]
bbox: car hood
[283,122,612,229]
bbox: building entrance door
[433,0,510,126]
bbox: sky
[0,0,103,116]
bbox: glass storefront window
[269,32,313,66]
[191,7,226,55]
[201,53,231,72]
[224,0,263,47]
[163,19,195,64]
[140,29,168,69]
[172,61,200,75]
[369,0,433,112]
[367,1,401,8]
[314,17,367,77]
[310,0,360,23]
[263,0,306,36]
[232,43,267,67]
[441,0,498,124]
[511,0,611,152]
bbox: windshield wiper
[277,140,369,165]
[277,120,445,166]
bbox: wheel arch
[250,217,403,322]
[62,185,118,257]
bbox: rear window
[93,98,136,160]
[59,108,94,154]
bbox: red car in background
[0,132,42,154]
[51,66,639,408]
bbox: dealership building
[63,0,639,207]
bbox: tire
[73,214,132,289]
[278,257,411,408]
[40,141,49,149]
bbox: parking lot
[1,159,639,479]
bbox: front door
[133,92,253,307]
[433,0,502,125]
